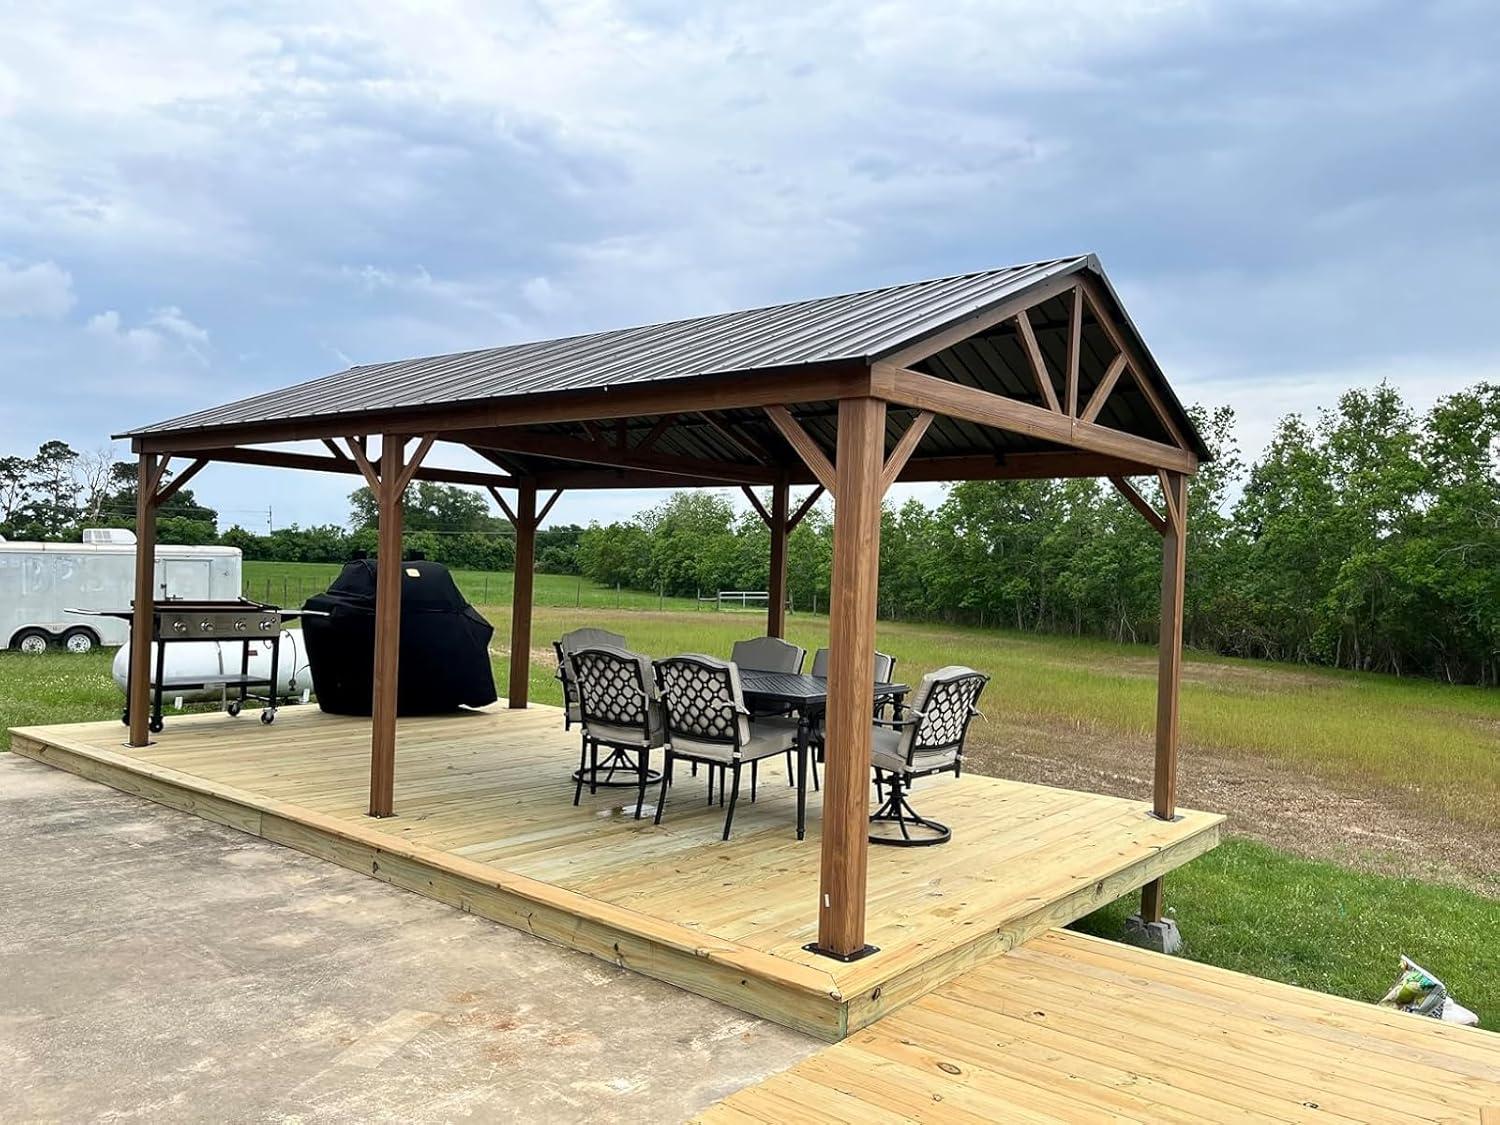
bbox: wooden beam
[368,436,405,818]
[896,451,1156,483]
[879,411,934,494]
[741,485,772,525]
[1155,469,1187,819]
[767,477,790,638]
[786,486,825,531]
[872,364,1197,474]
[536,488,563,525]
[466,426,775,485]
[320,438,350,462]
[182,444,516,489]
[131,362,876,453]
[486,485,518,526]
[1079,279,1189,450]
[1015,309,1061,413]
[1066,284,1083,418]
[509,479,538,709]
[702,413,766,464]
[875,270,1083,370]
[816,396,886,960]
[1157,469,1181,530]
[343,438,382,492]
[1143,468,1188,920]
[1080,354,1128,425]
[393,434,436,493]
[765,405,837,494]
[634,414,676,454]
[154,457,207,505]
[126,453,160,748]
[1109,476,1168,536]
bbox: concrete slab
[0,754,818,1123]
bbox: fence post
[616,581,621,608]
[576,577,581,607]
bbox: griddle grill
[77,598,301,733]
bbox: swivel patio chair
[554,627,627,730]
[570,645,664,818]
[868,665,988,847]
[805,647,898,790]
[653,655,798,840]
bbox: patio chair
[805,647,898,790]
[730,636,805,785]
[570,645,664,818]
[653,655,799,840]
[554,627,627,730]
[867,665,989,847]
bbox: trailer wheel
[12,629,50,654]
[61,627,98,654]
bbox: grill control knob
[172,620,187,633]
[233,619,248,632]
[259,618,275,632]
[199,620,215,633]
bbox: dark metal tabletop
[738,670,907,706]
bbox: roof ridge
[346,256,1090,373]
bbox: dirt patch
[963,717,1500,899]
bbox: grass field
[3,570,1497,1030]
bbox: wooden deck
[11,703,1221,1041]
[699,929,1500,1123]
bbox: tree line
[575,382,1499,685]
[6,379,1495,683]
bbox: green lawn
[242,559,702,612]
[3,587,1496,1030]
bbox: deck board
[11,703,1221,1040]
[699,929,1500,1123]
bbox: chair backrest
[556,627,628,687]
[811,647,896,682]
[731,636,804,673]
[654,654,750,753]
[898,666,989,768]
[572,646,657,740]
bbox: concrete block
[1123,914,1183,955]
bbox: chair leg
[654,753,674,826]
[635,749,648,820]
[573,738,589,806]
[589,742,599,794]
[868,773,950,846]
[750,760,758,802]
[722,762,743,840]
[785,749,795,786]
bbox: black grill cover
[301,559,497,715]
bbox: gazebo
[117,254,1207,965]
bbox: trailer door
[160,558,213,600]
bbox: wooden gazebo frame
[119,256,1204,961]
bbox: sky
[1,0,1497,533]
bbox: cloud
[0,0,1496,530]
[84,305,210,364]
[0,259,74,319]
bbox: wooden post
[767,475,790,638]
[125,453,161,747]
[368,436,405,817]
[1141,469,1188,921]
[815,396,886,959]
[508,478,537,708]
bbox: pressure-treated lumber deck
[11,704,1221,1041]
[699,928,1500,1123]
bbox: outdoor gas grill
[73,598,302,733]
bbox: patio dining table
[737,670,908,841]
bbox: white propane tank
[111,632,310,703]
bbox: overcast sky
[2,1,1496,532]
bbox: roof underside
[123,255,1208,474]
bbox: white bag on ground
[1379,955,1479,1027]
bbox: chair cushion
[671,715,798,764]
[731,636,805,673]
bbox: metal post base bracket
[803,942,880,963]
[1123,914,1183,955]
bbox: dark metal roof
[122,253,1207,463]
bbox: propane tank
[111,631,310,703]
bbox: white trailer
[0,530,242,653]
